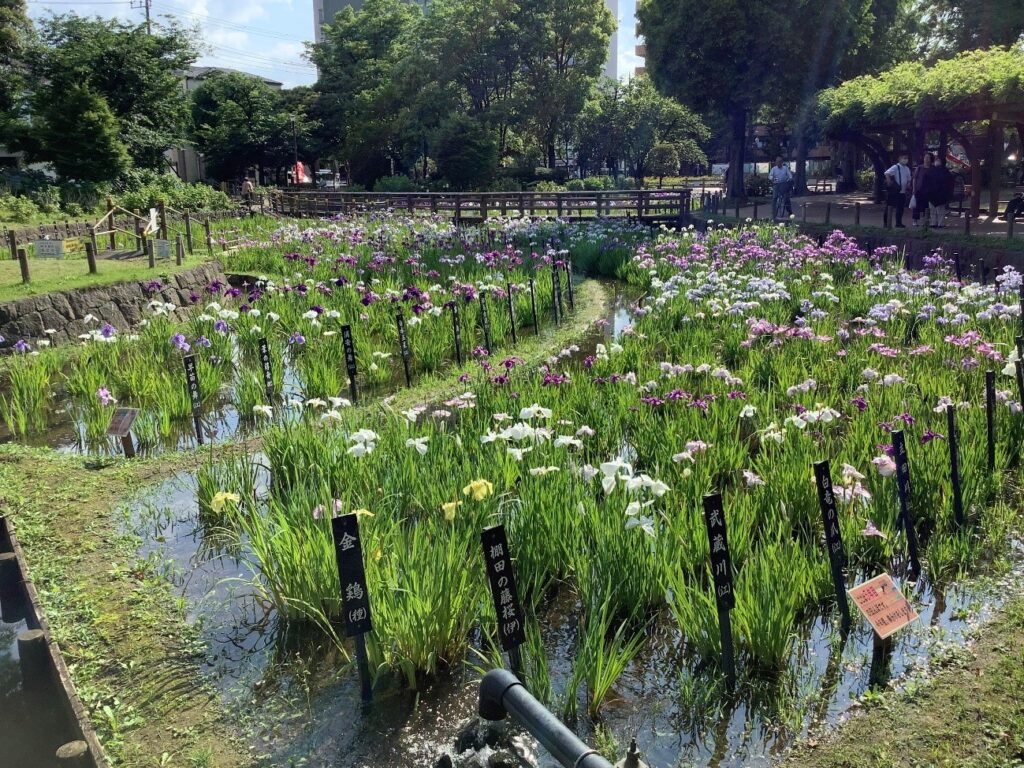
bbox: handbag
[909,194,917,210]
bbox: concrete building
[166,67,283,183]
[314,0,620,78]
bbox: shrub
[583,175,615,191]
[0,193,41,222]
[565,179,585,191]
[374,175,416,193]
[534,180,567,193]
[117,172,232,212]
[487,176,522,192]
[856,169,875,193]
[29,184,61,214]
[744,174,772,197]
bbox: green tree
[649,143,679,186]
[190,71,294,183]
[0,0,31,119]
[923,0,1024,55]
[519,0,614,168]
[435,114,498,189]
[23,15,197,169]
[31,85,130,182]
[309,0,423,185]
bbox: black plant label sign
[452,303,463,361]
[342,324,358,379]
[891,430,921,574]
[183,355,201,413]
[396,313,411,361]
[479,294,493,347]
[332,513,373,637]
[258,337,274,397]
[702,493,734,610]
[481,525,526,652]
[814,460,846,568]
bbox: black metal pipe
[479,669,613,768]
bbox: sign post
[182,355,204,444]
[106,407,140,459]
[153,239,171,260]
[396,312,412,387]
[813,460,851,630]
[552,267,562,325]
[946,404,965,527]
[342,325,358,403]
[529,278,539,334]
[481,525,526,673]
[332,514,374,702]
[505,282,517,346]
[986,370,996,472]
[258,338,275,402]
[701,492,735,689]
[891,430,922,578]
[1016,336,1024,403]
[564,260,574,311]
[34,239,64,259]
[479,293,493,353]
[848,573,919,639]
[451,303,463,366]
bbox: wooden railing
[270,189,695,225]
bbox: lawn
[0,254,206,303]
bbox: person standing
[924,156,954,228]
[241,177,255,208]
[911,152,932,227]
[768,156,793,218]
[885,153,912,227]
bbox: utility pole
[131,0,152,34]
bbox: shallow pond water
[126,463,1024,768]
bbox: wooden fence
[270,189,695,225]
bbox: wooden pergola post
[987,117,1003,217]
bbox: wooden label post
[258,338,274,401]
[396,312,412,387]
[182,355,204,444]
[451,302,463,366]
[529,278,539,334]
[332,514,374,700]
[505,282,517,346]
[106,407,140,458]
[342,324,358,403]
[481,525,526,671]
[479,293,493,352]
[813,460,851,630]
[946,404,965,527]
[701,492,736,688]
[891,430,922,577]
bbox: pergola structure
[820,48,1024,217]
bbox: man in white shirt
[768,157,793,217]
[885,154,911,227]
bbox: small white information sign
[34,239,64,259]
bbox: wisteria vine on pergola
[818,47,1024,214]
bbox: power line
[159,1,311,44]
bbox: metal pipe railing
[478,669,613,768]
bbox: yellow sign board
[848,573,918,639]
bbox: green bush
[29,184,61,214]
[487,177,522,192]
[745,174,772,197]
[63,202,85,218]
[435,114,499,190]
[856,169,875,193]
[117,171,232,212]
[534,180,567,193]
[0,193,41,222]
[583,175,615,190]
[565,179,585,191]
[373,175,416,193]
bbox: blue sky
[28,0,639,88]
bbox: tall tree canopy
[922,0,1024,56]
[190,71,298,183]
[12,14,196,173]
[638,0,915,196]
[0,0,31,120]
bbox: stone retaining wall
[0,262,225,349]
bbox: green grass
[786,597,1024,768]
[0,254,206,302]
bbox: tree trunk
[793,133,809,195]
[987,120,1002,217]
[728,107,747,199]
[547,141,556,170]
[839,141,856,193]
